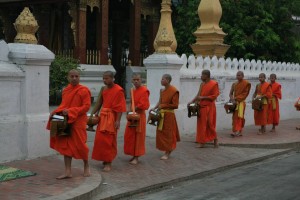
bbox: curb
[219,142,300,149]
[99,148,294,200]
[44,168,102,200]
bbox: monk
[188,70,220,148]
[268,74,282,132]
[47,69,91,179]
[252,73,272,134]
[124,73,150,165]
[91,71,126,172]
[229,71,251,137]
[151,74,180,160]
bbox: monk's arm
[229,83,234,100]
[265,86,273,99]
[91,87,104,115]
[252,85,258,99]
[66,89,91,123]
[200,84,219,101]
[114,112,122,129]
[160,92,179,109]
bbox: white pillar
[8,43,55,159]
[144,53,183,137]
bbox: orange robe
[254,82,272,126]
[124,86,150,156]
[47,84,91,160]
[156,85,180,152]
[92,84,126,162]
[197,80,220,144]
[232,80,251,132]
[268,82,282,125]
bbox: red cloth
[156,85,180,152]
[254,82,272,126]
[47,84,91,160]
[197,80,220,143]
[124,86,150,156]
[92,84,126,162]
[268,82,282,125]
[232,80,251,132]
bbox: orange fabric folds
[232,80,251,132]
[99,108,115,134]
[124,86,150,157]
[197,80,220,143]
[92,84,126,162]
[47,84,91,160]
[156,85,180,152]
[268,82,281,125]
[254,82,272,126]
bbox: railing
[86,49,101,65]
[52,49,74,59]
[180,54,300,76]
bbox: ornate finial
[108,58,111,65]
[128,60,132,66]
[191,0,230,57]
[14,7,39,44]
[153,0,177,54]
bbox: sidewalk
[0,119,299,200]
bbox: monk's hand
[62,109,69,116]
[114,120,120,129]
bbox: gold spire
[191,0,230,57]
[153,0,177,54]
[14,7,39,44]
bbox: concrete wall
[0,40,54,163]
[145,53,300,137]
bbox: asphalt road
[129,152,300,200]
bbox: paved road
[129,152,300,200]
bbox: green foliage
[49,55,80,96]
[173,0,300,63]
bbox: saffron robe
[47,84,91,160]
[156,85,180,152]
[92,84,126,162]
[232,80,251,132]
[124,86,150,156]
[254,82,272,126]
[197,80,220,144]
[268,82,282,125]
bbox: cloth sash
[235,101,245,119]
[99,108,115,134]
[158,109,174,131]
[272,96,276,110]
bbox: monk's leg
[214,139,219,148]
[103,162,112,172]
[160,151,171,160]
[56,156,72,179]
[83,160,90,177]
[270,124,276,132]
[129,156,139,165]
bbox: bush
[49,56,80,105]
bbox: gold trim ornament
[14,7,39,44]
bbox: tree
[173,0,300,63]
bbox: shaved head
[68,69,80,76]
[162,74,172,83]
[103,71,114,78]
[236,71,244,77]
[202,70,210,78]
[270,73,277,79]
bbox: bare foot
[56,174,72,180]
[195,143,205,148]
[296,127,300,130]
[230,133,236,137]
[83,167,90,177]
[214,139,219,148]
[102,164,112,172]
[160,155,169,160]
[270,128,276,132]
[129,158,139,165]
